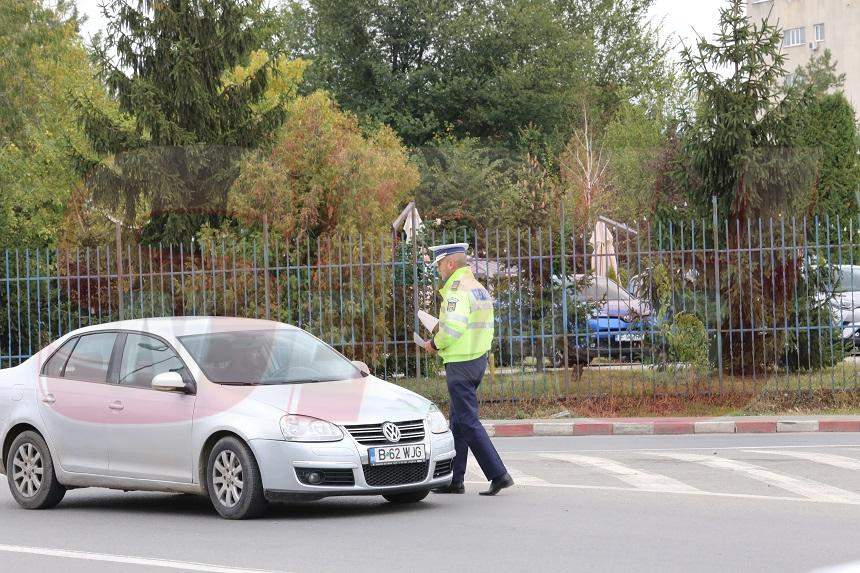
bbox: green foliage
[680,0,810,221]
[229,91,419,242]
[599,102,667,223]
[789,49,845,97]
[414,137,518,232]
[73,0,290,244]
[664,312,710,370]
[287,0,669,147]
[0,0,112,248]
[797,93,859,220]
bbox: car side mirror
[152,371,187,392]
[351,360,370,375]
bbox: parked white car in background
[0,317,455,519]
[830,265,860,325]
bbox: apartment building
[747,0,860,109]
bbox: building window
[783,27,806,47]
[814,23,825,42]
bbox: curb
[481,417,860,437]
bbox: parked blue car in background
[555,275,653,367]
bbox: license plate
[615,333,644,342]
[368,444,426,465]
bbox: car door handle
[108,401,124,411]
[41,393,56,404]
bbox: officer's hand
[423,340,436,354]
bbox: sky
[74,0,727,59]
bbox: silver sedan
[0,317,455,519]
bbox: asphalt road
[2,433,860,573]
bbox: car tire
[5,431,66,510]
[383,489,430,504]
[205,437,268,520]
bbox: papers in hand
[417,310,439,333]
[413,332,426,347]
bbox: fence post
[411,203,421,378]
[560,202,570,393]
[263,214,271,320]
[712,196,723,390]
[115,222,124,320]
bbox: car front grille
[433,459,454,478]
[344,419,425,445]
[362,461,430,487]
[295,468,356,487]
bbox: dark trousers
[445,354,507,483]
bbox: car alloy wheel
[205,437,267,519]
[5,431,66,510]
[212,450,244,508]
[12,443,43,498]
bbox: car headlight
[279,415,344,442]
[425,404,449,434]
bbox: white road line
[0,544,288,573]
[507,466,551,486]
[466,458,548,485]
[656,452,860,503]
[461,479,860,506]
[745,449,860,470]
[540,453,701,493]
[499,443,860,455]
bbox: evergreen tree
[680,0,810,221]
[787,51,857,220]
[72,0,285,244]
[285,0,668,148]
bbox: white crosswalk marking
[507,466,550,486]
[539,453,701,493]
[656,452,860,503]
[465,457,548,485]
[744,449,860,471]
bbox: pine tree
[72,0,284,244]
[680,0,810,221]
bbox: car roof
[67,316,296,339]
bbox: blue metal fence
[2,211,858,400]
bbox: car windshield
[178,329,364,385]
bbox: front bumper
[249,429,456,500]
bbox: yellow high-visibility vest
[432,267,494,363]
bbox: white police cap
[428,242,469,266]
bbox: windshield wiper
[260,378,344,385]
[216,381,260,386]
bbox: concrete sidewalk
[480,415,860,437]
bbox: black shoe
[479,473,514,496]
[432,482,465,494]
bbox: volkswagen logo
[381,422,401,443]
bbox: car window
[63,333,118,383]
[179,329,363,385]
[42,337,78,377]
[118,333,188,389]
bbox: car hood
[240,376,431,425]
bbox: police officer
[420,243,514,496]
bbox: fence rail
[3,210,859,402]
